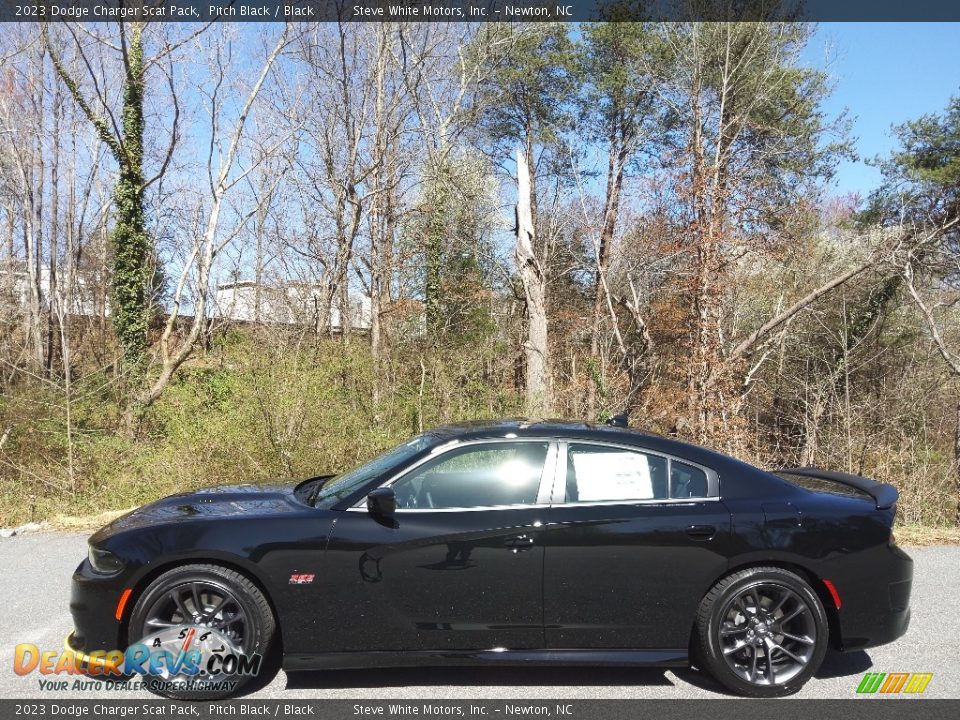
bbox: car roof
[423,418,731,465]
[426,418,650,440]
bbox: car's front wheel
[695,566,828,697]
[128,563,275,700]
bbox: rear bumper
[848,606,910,651]
[834,544,913,652]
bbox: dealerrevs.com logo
[856,672,933,694]
[14,626,262,693]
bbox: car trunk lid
[778,466,899,510]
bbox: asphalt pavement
[0,532,955,699]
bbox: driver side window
[392,442,549,510]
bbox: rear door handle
[686,525,716,540]
[504,534,535,552]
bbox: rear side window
[774,472,872,500]
[565,444,669,502]
[671,461,708,498]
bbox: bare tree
[638,23,850,445]
[516,147,549,414]
[135,28,293,414]
[899,217,960,522]
[288,24,378,345]
[0,37,49,372]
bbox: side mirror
[367,487,396,516]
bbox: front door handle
[686,525,717,540]
[504,534,535,552]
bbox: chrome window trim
[554,439,720,505]
[549,441,569,504]
[357,502,550,514]
[536,442,560,505]
[347,437,559,512]
[550,496,723,509]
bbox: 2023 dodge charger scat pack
[67,420,912,697]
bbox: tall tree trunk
[370,157,396,414]
[253,203,265,324]
[24,44,47,373]
[2,208,13,365]
[110,24,150,371]
[587,130,627,419]
[23,212,44,371]
[46,22,151,372]
[46,90,61,376]
[955,397,960,527]
[423,178,445,337]
[22,94,45,373]
[688,69,711,439]
[686,54,728,444]
[516,147,550,416]
[339,278,352,344]
[333,188,361,344]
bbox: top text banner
[3,0,960,22]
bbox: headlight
[88,546,124,574]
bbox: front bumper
[68,559,129,655]
[65,631,104,665]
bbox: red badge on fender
[289,573,315,584]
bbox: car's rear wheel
[695,567,828,697]
[128,564,275,700]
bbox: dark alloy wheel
[141,579,250,645]
[695,567,829,697]
[128,564,275,700]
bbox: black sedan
[67,420,912,698]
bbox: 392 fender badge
[288,573,315,585]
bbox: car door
[318,439,556,653]
[541,441,732,650]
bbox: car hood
[90,482,304,542]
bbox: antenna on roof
[606,413,629,428]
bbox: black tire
[695,566,828,697]
[128,563,275,700]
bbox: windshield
[313,433,437,509]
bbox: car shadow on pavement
[674,650,874,697]
[284,666,676,690]
[814,650,873,679]
[259,649,873,696]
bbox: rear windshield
[774,472,873,500]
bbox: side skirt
[282,648,689,672]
